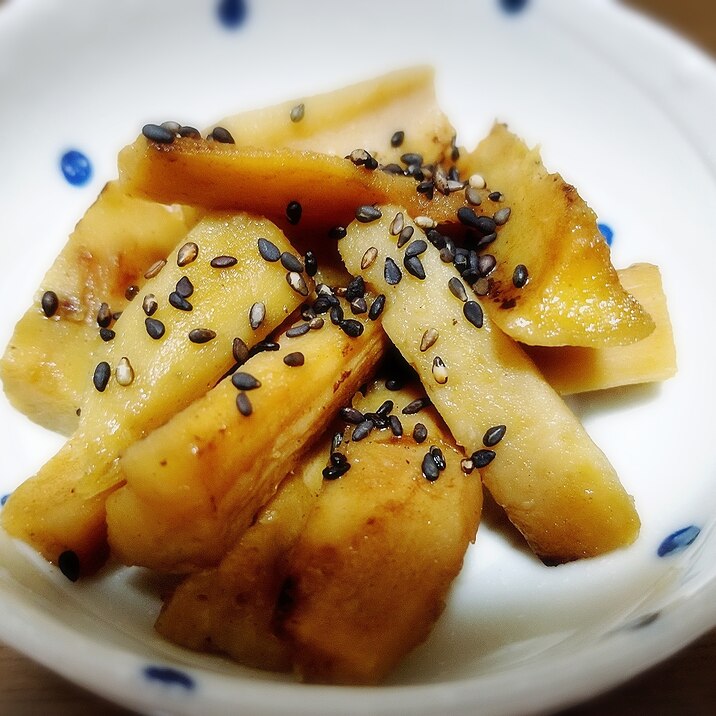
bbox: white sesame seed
[414,215,436,230]
[432,356,448,384]
[420,328,439,352]
[468,173,486,189]
[361,246,379,270]
[116,356,135,386]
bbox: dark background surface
[1,0,715,714]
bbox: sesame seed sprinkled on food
[58,550,81,582]
[473,277,490,296]
[461,458,475,474]
[257,237,281,262]
[115,356,135,386]
[232,337,250,365]
[368,294,385,321]
[420,327,439,352]
[304,251,318,277]
[489,191,503,202]
[175,276,194,299]
[413,422,428,444]
[280,252,304,273]
[448,277,468,303]
[403,254,426,280]
[350,297,367,315]
[422,452,440,481]
[188,328,217,344]
[404,239,428,258]
[248,340,280,357]
[124,285,139,301]
[388,415,403,437]
[477,254,497,277]
[142,294,158,317]
[483,424,507,447]
[144,259,166,279]
[390,130,405,148]
[468,173,486,190]
[211,255,238,268]
[178,125,200,139]
[339,319,364,338]
[236,391,252,416]
[286,322,311,338]
[355,205,382,223]
[93,361,111,392]
[465,186,482,206]
[389,211,404,236]
[283,351,305,367]
[99,327,115,342]
[463,300,484,329]
[249,302,266,330]
[432,356,448,384]
[290,103,305,123]
[330,304,344,326]
[97,302,112,328]
[286,201,303,225]
[41,290,59,317]
[142,123,175,144]
[513,264,529,288]
[210,126,235,144]
[414,216,436,230]
[145,317,165,340]
[232,372,262,390]
[384,257,402,285]
[396,225,414,248]
[177,242,199,267]
[352,419,374,442]
[328,225,347,240]
[430,445,446,470]
[361,246,379,270]
[494,207,512,225]
[323,462,351,480]
[309,316,324,330]
[340,406,365,425]
[169,291,193,311]
[471,449,496,468]
[402,397,430,415]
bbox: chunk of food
[155,436,328,672]
[339,207,640,562]
[457,124,655,347]
[527,263,676,394]
[0,181,197,435]
[276,381,483,684]
[2,214,309,574]
[106,301,386,572]
[118,139,482,233]
[213,66,455,166]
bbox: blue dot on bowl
[217,0,248,29]
[598,222,614,246]
[499,0,530,14]
[60,150,93,187]
[0,493,10,507]
[143,665,195,690]
[657,525,701,557]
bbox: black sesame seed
[513,264,529,288]
[350,296,367,315]
[448,277,468,302]
[188,328,216,344]
[368,294,386,321]
[329,304,344,325]
[330,451,347,467]
[483,424,507,447]
[283,351,305,367]
[404,239,428,258]
[210,126,235,144]
[355,205,382,223]
[248,340,280,357]
[93,361,111,392]
[286,322,311,338]
[211,255,238,268]
[475,232,498,251]
[340,406,365,424]
[388,414,403,437]
[403,254,426,280]
[124,285,139,301]
[488,191,503,202]
[236,391,252,416]
[416,180,434,199]
[471,449,496,468]
[396,225,414,248]
[232,337,249,365]
[175,276,194,298]
[473,277,491,296]
[494,207,512,225]
[430,446,446,470]
[178,125,201,138]
[99,327,115,342]
[232,372,262,390]
[177,242,199,267]
[142,294,158,316]
[413,422,428,444]
[41,290,59,317]
[145,317,165,340]
[323,462,351,480]
[345,275,366,300]
[422,452,440,481]
[97,302,112,328]
[463,300,484,329]
[390,130,405,148]
[401,152,423,166]
[382,163,405,175]
[304,251,318,277]
[385,377,403,391]
[280,252,304,273]
[477,254,497,277]
[169,291,193,311]
[312,294,333,314]
[384,257,402,285]
[58,549,81,582]
[339,319,364,338]
[376,400,394,417]
[352,419,374,442]
[290,103,305,123]
[286,201,303,225]
[402,397,431,415]
[142,123,175,144]
[328,225,347,240]
[258,237,281,262]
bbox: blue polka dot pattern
[217,0,248,29]
[598,222,614,246]
[657,525,701,557]
[60,150,92,187]
[143,665,195,690]
[499,0,530,13]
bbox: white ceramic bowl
[1,1,715,714]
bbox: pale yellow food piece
[0,181,197,435]
[458,124,654,347]
[155,436,329,672]
[213,66,455,166]
[277,381,483,685]
[2,214,309,573]
[105,305,386,573]
[339,207,640,562]
[527,263,676,394]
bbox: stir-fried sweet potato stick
[339,207,640,562]
[2,214,310,574]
